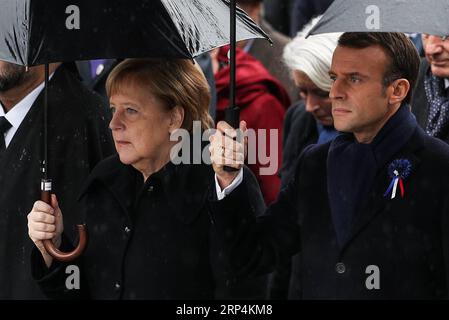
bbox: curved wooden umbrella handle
[41,180,88,262]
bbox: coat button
[114,282,121,291]
[147,185,154,193]
[336,262,346,274]
[124,226,131,234]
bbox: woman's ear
[168,106,185,133]
[388,78,410,106]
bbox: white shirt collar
[0,73,54,147]
[445,78,449,90]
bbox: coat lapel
[340,130,425,252]
[341,168,390,251]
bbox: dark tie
[0,116,12,151]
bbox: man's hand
[209,120,247,189]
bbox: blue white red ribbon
[383,159,412,199]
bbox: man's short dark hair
[338,32,420,105]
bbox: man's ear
[169,106,185,133]
[388,78,410,105]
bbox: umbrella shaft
[230,0,236,109]
[43,64,49,179]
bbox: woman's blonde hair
[106,58,214,131]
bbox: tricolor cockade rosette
[383,159,412,199]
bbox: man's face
[422,34,449,78]
[0,61,27,92]
[329,45,394,139]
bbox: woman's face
[293,70,333,127]
[109,84,175,172]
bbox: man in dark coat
[263,0,296,37]
[209,32,449,299]
[411,34,449,144]
[0,61,114,299]
[76,59,118,103]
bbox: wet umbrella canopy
[0,0,270,261]
[308,0,449,36]
[0,0,269,66]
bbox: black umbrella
[308,0,449,36]
[0,0,268,64]
[0,0,269,261]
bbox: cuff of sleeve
[31,234,74,281]
[215,168,244,201]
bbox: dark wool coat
[411,58,449,144]
[210,125,449,299]
[33,156,267,299]
[0,65,114,299]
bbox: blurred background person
[290,0,334,37]
[412,34,449,143]
[76,59,118,103]
[406,34,424,57]
[194,53,218,122]
[279,17,341,187]
[268,18,341,299]
[211,45,290,205]
[263,0,296,37]
[237,0,297,101]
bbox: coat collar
[327,104,420,249]
[340,126,426,253]
[78,155,136,219]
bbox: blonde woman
[28,58,264,299]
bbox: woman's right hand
[27,194,64,268]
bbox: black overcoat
[210,126,449,299]
[411,58,449,144]
[33,156,267,299]
[0,65,114,299]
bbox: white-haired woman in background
[278,17,342,187]
[269,17,342,299]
